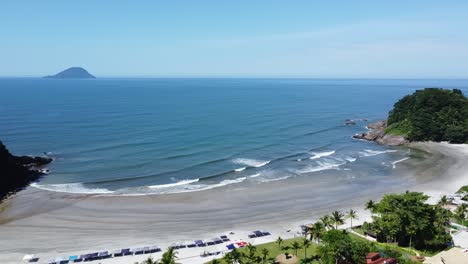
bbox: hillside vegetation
[386,88,468,143]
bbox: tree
[346,209,358,229]
[276,236,283,250]
[302,238,311,260]
[141,257,157,264]
[351,239,372,264]
[455,204,468,226]
[438,195,449,206]
[222,252,235,264]
[310,222,325,243]
[244,244,259,263]
[318,229,369,264]
[230,248,241,264]
[212,259,220,264]
[320,215,333,230]
[291,241,301,257]
[331,211,345,229]
[260,248,270,264]
[387,88,468,143]
[159,247,179,264]
[370,191,452,250]
[365,200,376,211]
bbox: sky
[1,0,468,78]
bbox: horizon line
[1,75,468,80]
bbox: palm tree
[276,236,283,250]
[212,259,220,264]
[365,200,376,211]
[291,241,301,257]
[312,222,325,243]
[438,195,449,206]
[159,247,178,264]
[331,210,345,229]
[319,215,332,230]
[346,209,358,229]
[244,244,258,263]
[261,248,270,264]
[302,238,310,260]
[141,257,157,264]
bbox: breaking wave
[30,147,407,196]
[233,158,271,168]
[150,177,248,194]
[359,149,398,157]
[30,182,114,194]
[295,160,345,174]
[309,150,335,160]
[148,179,200,189]
[392,157,410,169]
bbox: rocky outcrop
[0,140,52,201]
[353,120,407,146]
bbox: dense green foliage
[456,185,468,194]
[207,237,320,264]
[318,230,370,264]
[365,191,452,251]
[454,204,468,226]
[456,185,468,201]
[387,88,468,143]
[204,191,457,263]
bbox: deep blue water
[1,78,467,194]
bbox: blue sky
[1,0,468,77]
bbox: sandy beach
[1,142,467,264]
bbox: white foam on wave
[309,150,335,160]
[233,158,270,168]
[215,177,246,186]
[345,157,357,162]
[392,157,410,169]
[249,173,261,178]
[148,179,200,189]
[234,167,246,172]
[30,182,114,194]
[254,175,291,183]
[359,149,398,157]
[296,160,345,174]
[153,177,248,194]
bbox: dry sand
[0,142,467,264]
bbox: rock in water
[44,67,96,79]
[353,120,407,146]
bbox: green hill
[386,88,468,143]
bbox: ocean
[1,78,467,195]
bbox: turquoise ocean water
[1,78,467,195]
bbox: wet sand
[0,142,467,264]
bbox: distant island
[354,88,468,145]
[44,67,96,79]
[0,140,52,200]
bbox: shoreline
[0,142,467,264]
